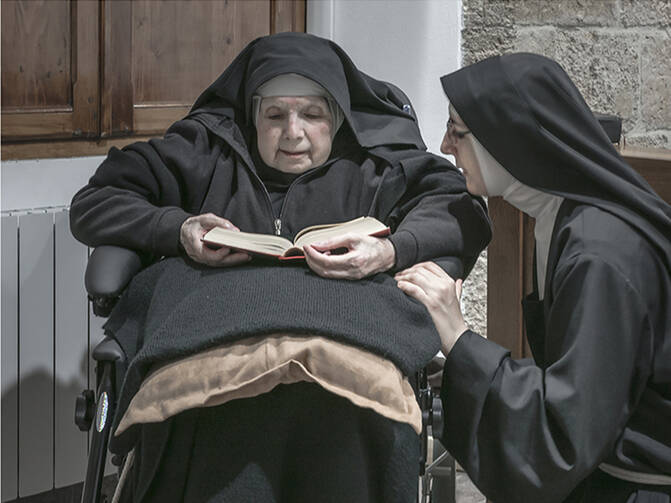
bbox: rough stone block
[625,132,671,150]
[534,0,619,26]
[641,33,671,130]
[463,0,486,28]
[483,0,523,27]
[620,0,671,27]
[513,28,640,129]
[462,251,488,338]
[493,0,620,27]
[462,25,516,66]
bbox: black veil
[190,31,426,150]
[440,53,671,270]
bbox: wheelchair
[74,246,456,503]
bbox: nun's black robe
[443,200,671,503]
[439,54,671,503]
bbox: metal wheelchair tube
[80,361,117,503]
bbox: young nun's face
[440,109,488,196]
[256,96,333,174]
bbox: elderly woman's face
[256,96,333,174]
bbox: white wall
[307,0,462,155]
[1,157,103,213]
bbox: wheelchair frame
[75,246,455,503]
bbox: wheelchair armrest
[594,112,622,144]
[85,246,143,317]
[92,336,126,363]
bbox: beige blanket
[116,333,422,435]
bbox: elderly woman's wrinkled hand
[303,234,396,280]
[180,213,251,267]
[394,261,468,354]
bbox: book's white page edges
[202,227,293,254]
[293,216,367,241]
[294,217,388,249]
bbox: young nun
[396,53,671,503]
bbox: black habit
[440,53,671,503]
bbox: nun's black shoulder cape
[440,53,671,502]
[69,32,491,456]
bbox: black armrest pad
[92,336,126,363]
[85,246,143,299]
[594,112,622,143]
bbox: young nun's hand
[395,261,468,354]
[303,234,396,280]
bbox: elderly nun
[70,32,491,502]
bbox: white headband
[256,73,330,98]
[449,103,516,197]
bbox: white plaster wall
[307,0,462,155]
[1,157,103,212]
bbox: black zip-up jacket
[70,113,489,273]
[70,33,491,272]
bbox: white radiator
[1,207,109,501]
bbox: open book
[201,216,390,260]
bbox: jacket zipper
[194,116,337,236]
[194,115,278,234]
[275,160,337,237]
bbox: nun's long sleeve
[440,254,653,503]
[387,157,490,274]
[69,120,214,257]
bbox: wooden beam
[271,0,306,33]
[101,0,133,137]
[1,136,157,161]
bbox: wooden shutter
[102,0,306,139]
[1,0,99,141]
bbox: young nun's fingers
[397,261,444,281]
[455,279,463,302]
[421,261,454,281]
[396,279,431,305]
[394,268,434,291]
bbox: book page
[293,216,388,249]
[293,216,366,242]
[201,227,293,256]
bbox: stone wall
[459,0,670,337]
[462,0,671,148]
